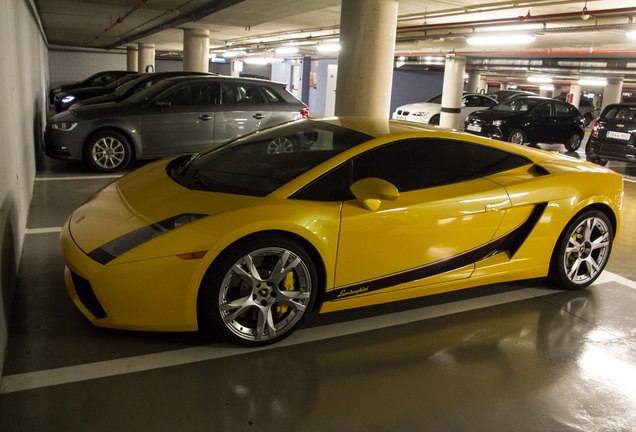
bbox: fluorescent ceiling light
[466,35,536,45]
[222,51,237,58]
[527,76,552,83]
[579,79,607,86]
[317,44,340,53]
[244,58,268,65]
[276,47,299,54]
[539,85,554,91]
[627,31,636,39]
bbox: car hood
[68,159,258,256]
[395,102,440,113]
[69,102,139,120]
[62,87,110,99]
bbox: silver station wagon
[45,76,309,172]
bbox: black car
[54,74,142,112]
[69,71,216,110]
[586,104,636,166]
[464,96,586,151]
[486,90,535,102]
[49,70,136,105]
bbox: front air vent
[71,272,107,319]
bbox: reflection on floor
[1,146,636,431]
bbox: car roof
[160,75,286,86]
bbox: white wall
[49,48,126,86]
[0,0,49,377]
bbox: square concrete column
[183,28,210,72]
[335,0,398,118]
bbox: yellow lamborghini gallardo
[61,117,623,345]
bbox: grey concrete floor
[1,137,636,431]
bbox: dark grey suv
[45,76,309,172]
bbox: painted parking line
[2,271,633,395]
[25,227,63,234]
[35,175,122,181]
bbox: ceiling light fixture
[539,85,554,91]
[527,76,553,83]
[222,51,237,58]
[579,79,607,86]
[627,31,636,39]
[276,47,299,54]
[466,35,536,45]
[317,44,340,53]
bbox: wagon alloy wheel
[85,130,132,173]
[92,137,126,169]
[549,210,613,290]
[204,237,318,345]
[509,129,525,145]
[267,137,294,154]
[565,133,582,151]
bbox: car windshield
[171,120,373,196]
[112,76,148,97]
[492,98,540,112]
[603,106,636,121]
[104,74,138,90]
[425,94,443,104]
[122,80,176,106]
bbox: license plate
[397,115,407,121]
[467,125,481,132]
[607,131,631,140]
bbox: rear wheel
[584,113,593,127]
[199,234,317,346]
[548,209,613,290]
[84,130,131,173]
[429,115,440,125]
[565,133,582,151]
[508,129,526,145]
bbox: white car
[392,93,497,125]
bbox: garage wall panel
[390,69,444,116]
[49,49,125,87]
[0,0,49,377]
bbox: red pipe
[397,6,636,31]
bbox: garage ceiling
[34,0,636,87]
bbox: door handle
[253,113,266,119]
[485,204,500,212]
[198,115,212,121]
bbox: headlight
[51,87,62,94]
[61,96,75,103]
[412,112,427,117]
[50,122,78,131]
[492,120,504,126]
[87,213,208,264]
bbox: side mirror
[350,177,399,211]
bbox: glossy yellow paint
[60,117,623,331]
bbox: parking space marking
[25,227,63,234]
[35,175,122,181]
[3,272,632,395]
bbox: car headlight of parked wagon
[50,122,78,131]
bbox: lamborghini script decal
[325,204,545,301]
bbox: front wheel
[429,115,440,125]
[565,133,582,151]
[548,209,613,290]
[199,234,317,346]
[84,130,132,173]
[508,129,526,145]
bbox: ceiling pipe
[85,0,150,47]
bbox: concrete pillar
[568,84,582,109]
[539,88,549,97]
[126,47,138,72]
[593,93,602,111]
[138,43,155,73]
[440,54,466,130]
[601,77,623,112]
[183,29,210,72]
[500,81,508,91]
[230,61,240,77]
[335,0,398,117]
[478,76,488,94]
[467,72,480,93]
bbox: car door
[526,101,554,143]
[553,102,576,143]
[331,139,511,300]
[214,81,274,144]
[140,81,220,155]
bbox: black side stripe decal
[326,203,547,301]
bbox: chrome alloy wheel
[218,247,312,342]
[91,137,126,169]
[267,137,294,154]
[510,131,525,145]
[562,216,611,285]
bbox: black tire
[508,129,526,145]
[565,133,583,152]
[584,113,593,127]
[429,115,440,125]
[84,130,132,173]
[199,233,318,346]
[585,153,608,166]
[548,209,613,290]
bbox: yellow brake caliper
[275,272,296,318]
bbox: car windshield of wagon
[174,121,373,196]
[492,98,540,113]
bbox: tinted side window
[536,103,552,117]
[221,83,264,104]
[352,139,474,192]
[158,84,219,106]
[465,142,531,176]
[480,96,497,107]
[260,86,285,103]
[292,162,352,201]
[555,103,571,116]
